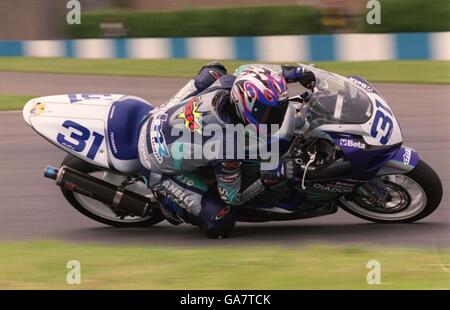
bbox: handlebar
[289,90,313,104]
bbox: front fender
[376,146,420,175]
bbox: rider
[138,62,316,238]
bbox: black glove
[260,158,299,189]
[298,68,316,90]
[198,61,227,75]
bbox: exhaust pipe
[44,165,151,217]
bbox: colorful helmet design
[231,66,289,126]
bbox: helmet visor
[259,101,288,126]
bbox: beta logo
[340,138,366,149]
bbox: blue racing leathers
[138,62,310,237]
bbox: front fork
[349,146,419,207]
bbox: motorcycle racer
[138,62,315,238]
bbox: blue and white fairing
[23,94,154,173]
[303,66,419,179]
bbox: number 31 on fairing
[56,120,104,160]
[370,99,394,145]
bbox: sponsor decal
[218,173,240,184]
[175,174,195,187]
[161,179,195,210]
[340,138,366,149]
[178,96,203,132]
[150,113,169,163]
[217,161,242,174]
[403,147,412,165]
[349,77,374,93]
[31,102,45,115]
[215,206,231,220]
[312,181,355,193]
[109,132,118,155]
[218,186,229,201]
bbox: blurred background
[0,0,448,61]
[0,0,450,62]
[0,0,448,39]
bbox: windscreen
[307,67,373,125]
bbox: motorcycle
[22,65,443,235]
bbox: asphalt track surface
[0,72,449,248]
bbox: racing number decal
[370,100,394,145]
[56,120,104,160]
[371,111,393,145]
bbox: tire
[60,155,165,228]
[339,160,443,223]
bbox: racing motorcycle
[22,65,443,233]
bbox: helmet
[231,66,289,127]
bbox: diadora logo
[313,182,355,193]
[313,183,353,193]
[340,138,366,149]
[150,113,169,163]
[178,96,203,133]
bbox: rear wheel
[339,160,442,223]
[60,155,165,227]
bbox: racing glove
[260,158,299,191]
[282,66,316,90]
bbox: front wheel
[338,160,443,223]
[60,155,165,228]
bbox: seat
[106,97,154,168]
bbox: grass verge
[0,241,448,289]
[0,58,448,84]
[0,95,34,111]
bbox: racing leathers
[138,62,312,237]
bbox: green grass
[0,58,448,84]
[0,95,34,111]
[316,60,450,84]
[0,241,448,289]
